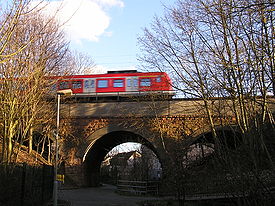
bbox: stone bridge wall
[58,98,275,187]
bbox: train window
[72,81,82,89]
[113,79,124,87]
[127,79,132,87]
[85,80,94,88]
[59,81,69,89]
[140,78,151,87]
[133,79,138,87]
[156,76,161,82]
[84,80,89,88]
[98,80,108,88]
[91,80,95,88]
[48,81,57,91]
[51,84,57,91]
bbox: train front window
[98,80,108,88]
[113,79,124,88]
[140,78,151,87]
[59,81,69,89]
[72,81,82,89]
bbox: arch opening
[100,142,162,185]
[195,128,243,150]
[185,129,242,169]
[83,130,162,187]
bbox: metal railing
[116,180,159,195]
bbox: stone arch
[192,125,242,149]
[82,124,163,187]
[180,126,242,167]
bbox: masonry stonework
[58,98,274,187]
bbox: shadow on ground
[54,184,163,206]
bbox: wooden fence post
[41,164,46,203]
[20,164,27,206]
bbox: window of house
[140,78,151,87]
[98,80,108,88]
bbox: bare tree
[0,1,71,164]
[138,0,275,204]
[69,50,96,74]
[0,0,30,64]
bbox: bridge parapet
[61,99,223,118]
[61,98,275,118]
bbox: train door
[83,78,96,94]
[125,77,138,93]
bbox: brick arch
[191,125,242,149]
[82,124,150,161]
[81,124,163,187]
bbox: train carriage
[54,70,174,98]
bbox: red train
[53,70,174,97]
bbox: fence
[117,180,159,195]
[0,163,54,206]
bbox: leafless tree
[138,0,275,204]
[0,0,29,64]
[69,50,96,74]
[0,0,72,164]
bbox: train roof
[107,70,137,74]
[51,71,169,79]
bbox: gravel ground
[57,184,164,206]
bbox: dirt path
[58,184,163,206]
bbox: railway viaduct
[58,97,275,187]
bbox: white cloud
[31,0,124,43]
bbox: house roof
[109,151,141,166]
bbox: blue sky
[73,0,174,72]
[34,0,176,73]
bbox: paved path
[58,184,163,206]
